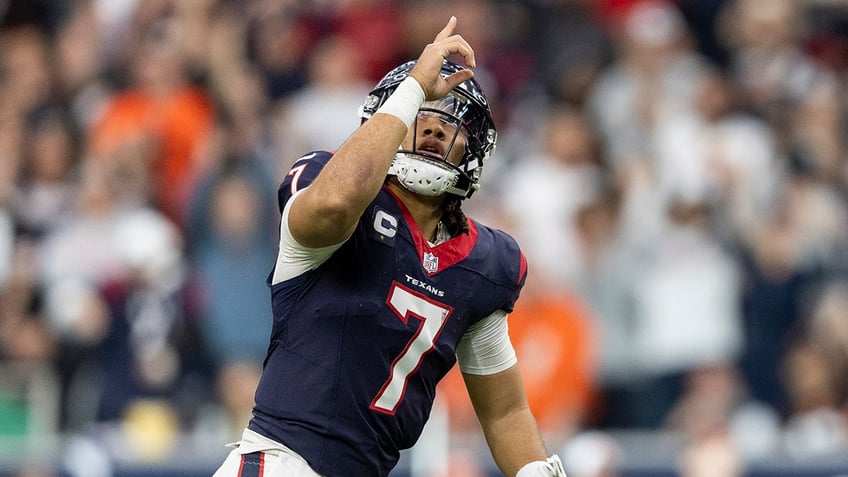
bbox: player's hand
[408,16,475,101]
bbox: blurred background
[0,0,847,476]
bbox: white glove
[516,454,567,477]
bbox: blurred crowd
[1,0,848,476]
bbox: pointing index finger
[434,17,476,68]
[433,16,457,42]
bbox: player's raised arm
[286,16,475,249]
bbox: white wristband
[516,455,567,477]
[376,77,425,128]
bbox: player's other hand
[409,16,475,101]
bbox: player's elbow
[317,192,364,226]
[288,192,360,248]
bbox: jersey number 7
[370,282,453,414]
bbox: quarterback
[213,16,566,477]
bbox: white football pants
[213,428,323,477]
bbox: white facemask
[388,153,461,197]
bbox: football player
[213,16,566,477]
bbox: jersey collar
[385,186,478,276]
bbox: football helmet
[358,60,497,198]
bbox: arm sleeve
[271,151,346,285]
[456,309,518,375]
[271,188,345,284]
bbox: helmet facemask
[389,96,477,197]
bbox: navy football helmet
[358,60,497,198]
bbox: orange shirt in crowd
[88,86,213,225]
[438,287,598,435]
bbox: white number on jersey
[370,282,453,414]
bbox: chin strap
[515,454,567,477]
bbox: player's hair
[442,196,469,236]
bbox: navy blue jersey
[249,151,527,477]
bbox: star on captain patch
[423,251,439,273]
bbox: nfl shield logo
[423,252,439,273]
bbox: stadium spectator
[87,18,214,227]
[274,34,372,176]
[502,105,606,288]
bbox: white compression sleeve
[456,310,517,375]
[272,188,345,284]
